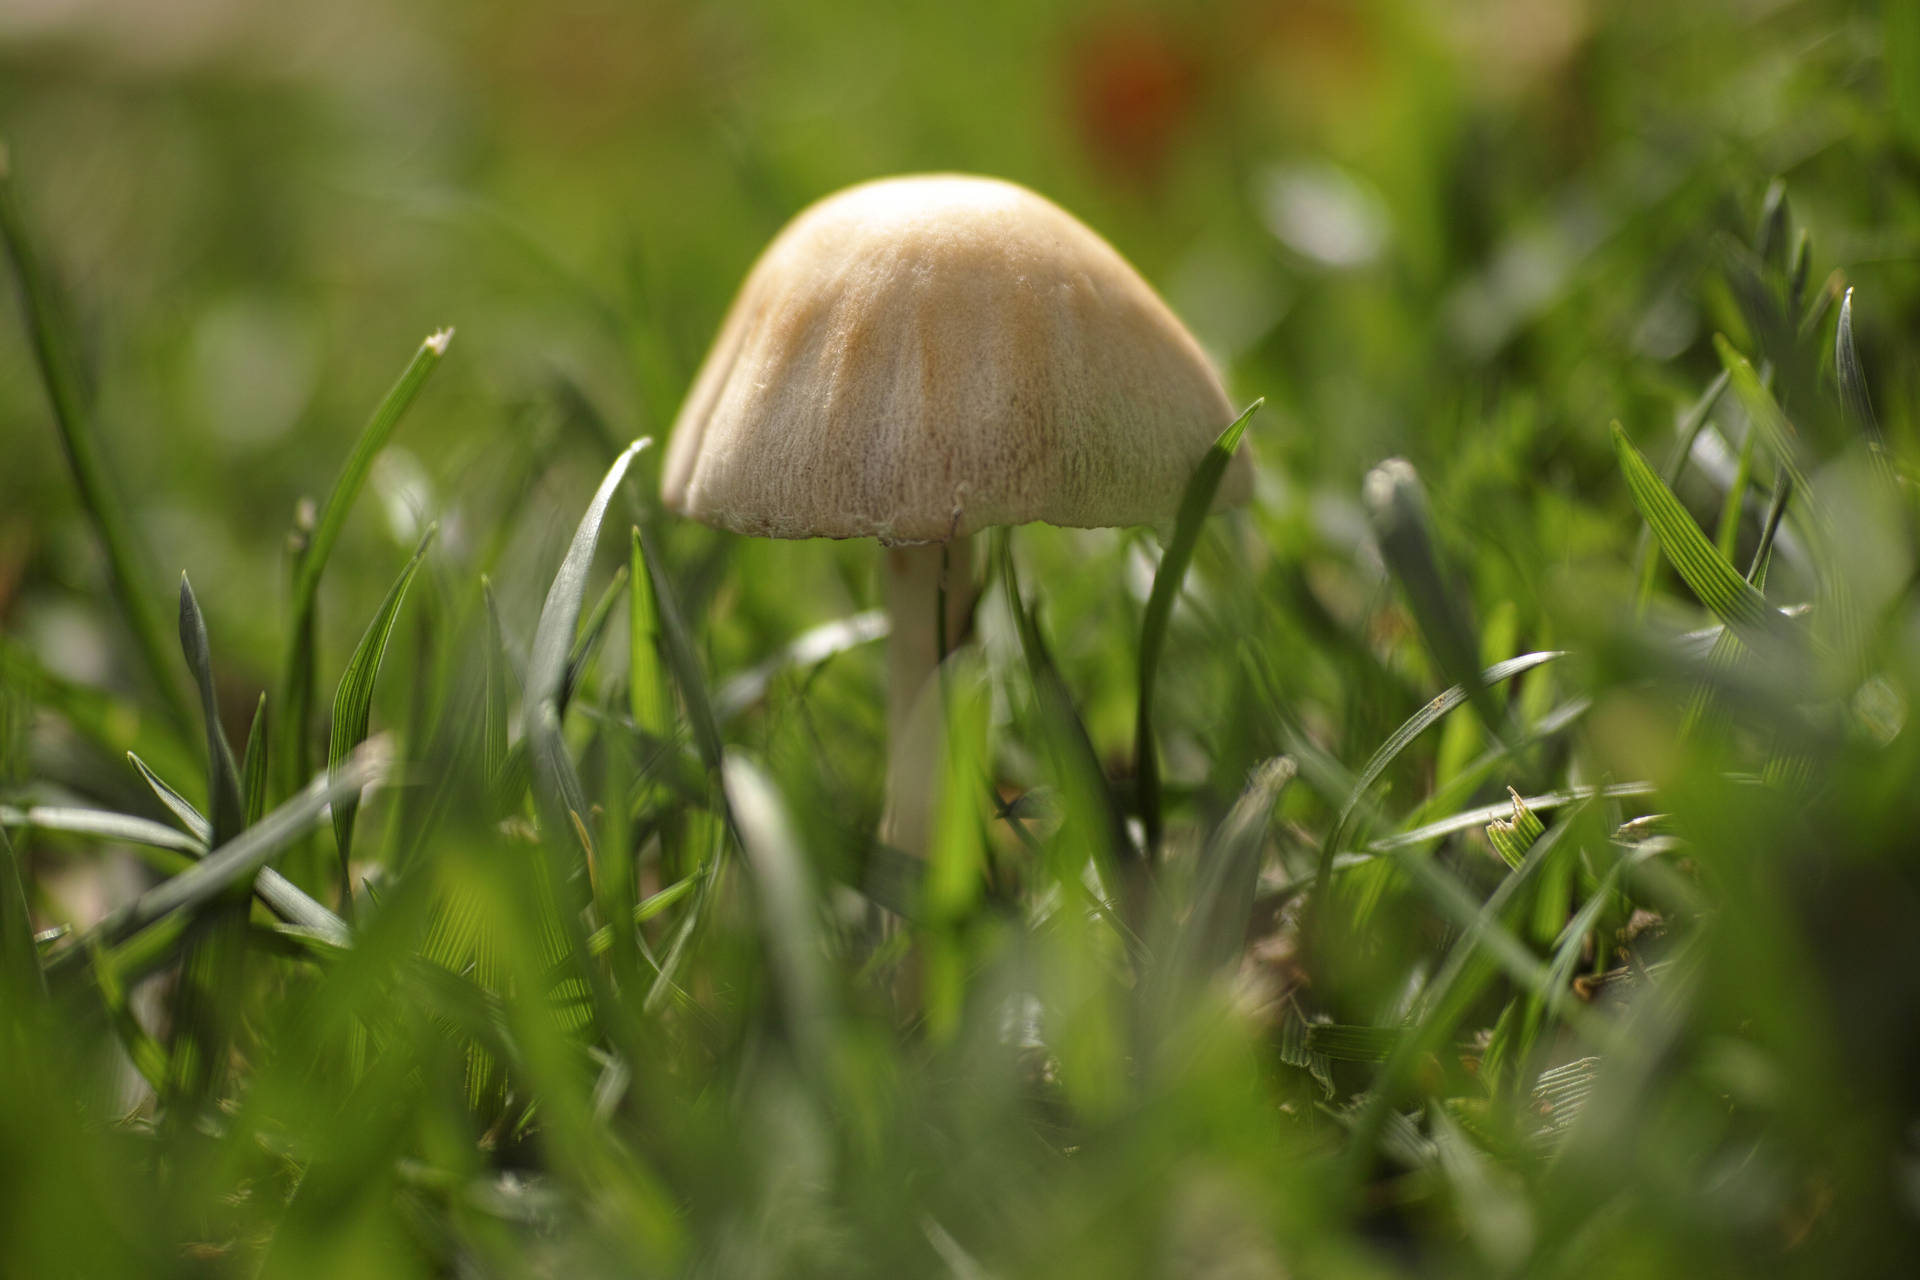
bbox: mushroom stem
[879,537,975,857]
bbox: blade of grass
[1135,400,1260,855]
[275,329,452,794]
[178,574,246,844]
[722,754,833,1073]
[999,532,1137,913]
[523,440,650,1045]
[1324,650,1566,862]
[1363,458,1506,743]
[127,750,213,843]
[1610,424,1793,649]
[635,523,724,777]
[1632,370,1732,616]
[329,524,437,904]
[240,693,269,826]
[0,144,194,735]
[50,740,390,968]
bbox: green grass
[4,2,1920,1275]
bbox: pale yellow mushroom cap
[662,173,1249,544]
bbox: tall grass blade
[999,533,1136,903]
[276,329,452,792]
[635,524,725,777]
[0,146,194,735]
[1135,400,1260,855]
[329,524,437,896]
[628,530,671,740]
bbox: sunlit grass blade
[1632,370,1731,615]
[1714,336,1808,492]
[1610,424,1792,648]
[628,529,671,739]
[722,754,833,1072]
[178,574,247,844]
[1134,399,1260,855]
[329,524,437,899]
[0,145,194,736]
[1364,458,1505,741]
[1484,787,1546,870]
[275,328,453,792]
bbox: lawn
[3,1,1918,1275]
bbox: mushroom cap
[662,173,1249,544]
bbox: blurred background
[4,0,1908,709]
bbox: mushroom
[662,173,1247,854]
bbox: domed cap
[662,174,1248,544]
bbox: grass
[4,3,1920,1275]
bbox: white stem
[879,537,975,857]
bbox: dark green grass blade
[1363,458,1505,742]
[999,532,1137,902]
[275,329,452,792]
[178,575,247,845]
[635,524,725,777]
[1135,400,1260,855]
[329,524,437,890]
[1610,424,1788,645]
[241,693,269,826]
[127,750,213,843]
[0,146,194,736]
[0,824,44,1004]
